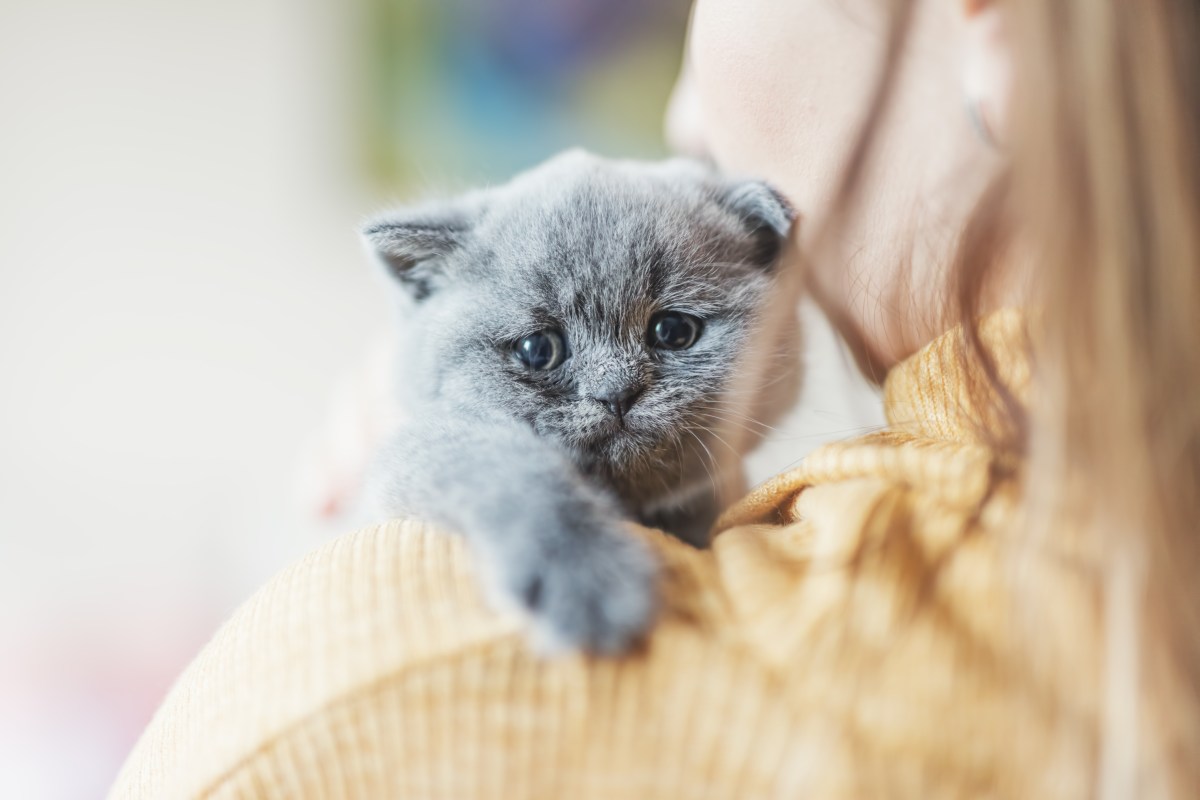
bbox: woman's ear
[960,0,1013,149]
[361,199,479,301]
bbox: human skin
[668,0,1009,370]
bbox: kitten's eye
[649,311,702,350]
[515,330,566,370]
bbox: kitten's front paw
[494,525,659,656]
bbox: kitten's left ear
[362,199,479,301]
[719,181,796,267]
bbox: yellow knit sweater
[110,310,1102,798]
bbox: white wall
[0,0,379,795]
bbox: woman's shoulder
[108,521,779,798]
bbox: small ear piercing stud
[966,95,1000,149]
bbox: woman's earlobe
[961,3,1012,149]
[966,94,1000,150]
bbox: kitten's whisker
[693,407,780,431]
[705,413,888,441]
[670,428,686,490]
[682,427,720,492]
[692,406,786,435]
[699,425,742,463]
[692,406,889,443]
[690,413,776,440]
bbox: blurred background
[0,0,880,796]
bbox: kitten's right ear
[718,180,796,269]
[361,201,477,301]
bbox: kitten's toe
[524,528,660,656]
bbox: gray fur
[364,150,800,653]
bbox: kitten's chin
[568,425,658,470]
[581,438,696,498]
[573,434,635,465]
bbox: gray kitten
[364,150,800,654]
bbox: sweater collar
[882,308,1033,445]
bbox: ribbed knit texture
[110,310,1102,798]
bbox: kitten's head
[364,150,797,509]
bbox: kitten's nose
[592,386,642,421]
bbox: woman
[112,0,1199,796]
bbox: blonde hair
[826,0,1200,794]
[1017,1,1200,793]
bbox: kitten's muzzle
[591,385,643,424]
